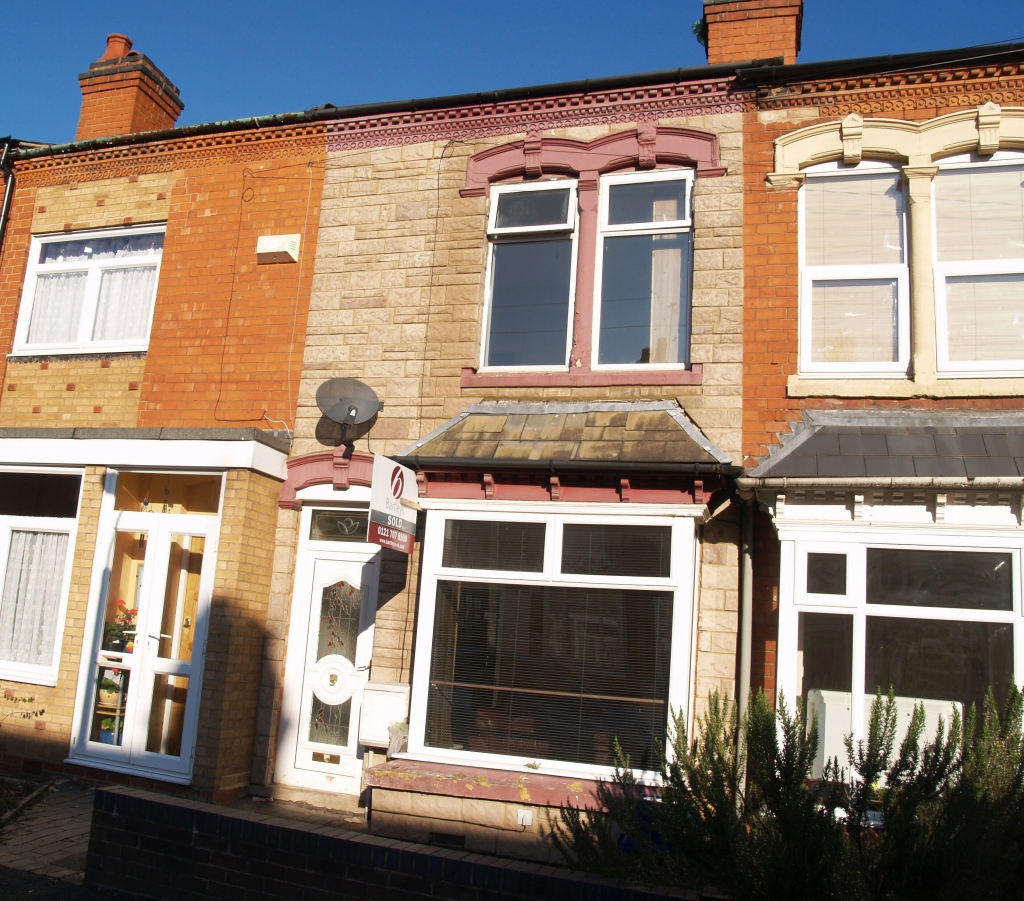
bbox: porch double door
[73,511,216,779]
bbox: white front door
[72,510,217,779]
[276,551,379,795]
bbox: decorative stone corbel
[775,492,786,518]
[765,172,806,189]
[620,478,632,503]
[549,476,561,501]
[935,492,947,523]
[523,131,543,178]
[637,120,658,170]
[978,102,1001,156]
[841,113,864,166]
[853,493,865,522]
[483,473,495,499]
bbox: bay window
[409,507,695,776]
[13,225,165,355]
[933,157,1024,375]
[0,471,81,685]
[799,164,910,376]
[782,535,1021,778]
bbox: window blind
[811,279,898,363]
[561,523,671,577]
[442,520,545,572]
[804,174,905,266]
[935,165,1024,262]
[425,580,673,769]
[945,274,1024,362]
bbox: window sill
[8,344,150,360]
[0,665,57,687]
[462,364,702,388]
[789,373,1024,398]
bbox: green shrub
[553,687,1024,901]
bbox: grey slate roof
[749,411,1024,479]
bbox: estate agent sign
[368,455,418,554]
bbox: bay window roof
[398,401,732,469]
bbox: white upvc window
[777,527,1024,779]
[407,502,698,780]
[0,469,82,685]
[933,153,1024,377]
[13,224,165,356]
[593,169,694,369]
[799,162,910,377]
[480,181,578,371]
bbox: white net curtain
[0,531,69,667]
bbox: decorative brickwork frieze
[325,81,743,152]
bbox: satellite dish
[316,378,383,426]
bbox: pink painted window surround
[460,124,726,389]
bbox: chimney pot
[100,33,133,61]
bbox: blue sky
[3,1,1022,145]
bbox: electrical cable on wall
[213,160,322,426]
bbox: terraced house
[735,6,1024,781]
[0,34,326,799]
[4,0,1024,883]
[254,16,754,862]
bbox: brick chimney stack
[702,0,803,65]
[75,34,184,142]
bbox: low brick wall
[85,786,705,901]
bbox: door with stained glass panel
[293,558,377,784]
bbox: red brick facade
[705,0,802,65]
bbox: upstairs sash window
[483,182,576,368]
[934,160,1024,374]
[14,226,165,355]
[799,165,909,376]
[595,171,694,367]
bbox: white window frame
[479,181,578,372]
[0,467,83,686]
[798,161,911,378]
[406,500,700,782]
[932,152,1024,378]
[12,223,166,357]
[777,524,1024,746]
[592,168,695,371]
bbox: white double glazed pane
[596,171,694,367]
[810,279,899,363]
[27,272,88,344]
[935,165,1024,262]
[944,274,1024,363]
[804,174,905,266]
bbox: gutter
[397,457,743,477]
[0,139,15,260]
[734,39,1024,88]
[735,476,1024,490]
[9,57,781,164]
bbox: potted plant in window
[102,601,137,651]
